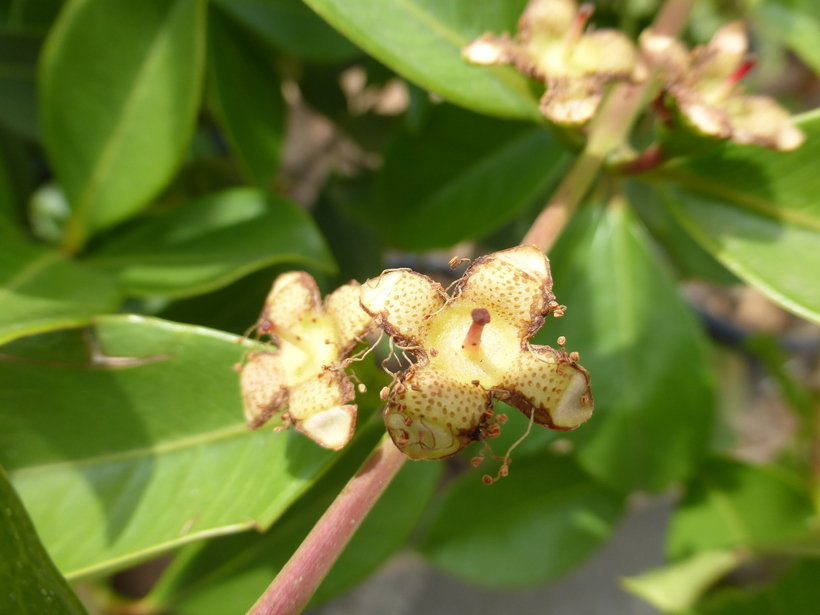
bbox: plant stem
[521,0,697,253]
[247,435,407,615]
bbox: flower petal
[288,369,357,449]
[241,351,288,429]
[496,345,592,430]
[360,270,447,348]
[453,245,554,340]
[261,271,322,334]
[384,366,493,460]
[325,281,375,353]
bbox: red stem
[247,436,407,615]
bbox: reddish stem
[247,437,406,615]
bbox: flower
[462,0,638,125]
[240,272,375,450]
[360,245,592,461]
[641,22,804,151]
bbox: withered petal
[261,272,322,335]
[325,280,376,354]
[241,351,289,429]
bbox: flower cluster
[463,0,638,125]
[641,22,804,151]
[360,246,593,460]
[240,272,375,450]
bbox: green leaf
[357,104,564,249]
[299,0,541,120]
[627,182,739,284]
[83,188,334,299]
[622,550,743,613]
[658,110,820,325]
[691,559,820,615]
[0,316,342,578]
[667,457,817,559]
[0,236,121,346]
[214,0,359,63]
[0,465,89,615]
[0,30,41,139]
[419,453,624,588]
[148,429,441,614]
[752,1,820,75]
[545,197,716,493]
[208,5,284,188]
[40,0,207,247]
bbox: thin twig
[521,0,697,253]
[247,435,406,615]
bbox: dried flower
[240,272,375,450]
[360,246,592,461]
[641,22,804,151]
[463,0,638,125]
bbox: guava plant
[2,1,820,614]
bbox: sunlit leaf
[40,0,206,246]
[659,110,820,324]
[84,188,334,299]
[300,0,541,120]
[0,316,342,578]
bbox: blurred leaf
[659,110,820,325]
[0,465,89,615]
[627,181,739,284]
[622,550,743,613]
[84,188,334,299]
[0,316,343,578]
[0,30,41,139]
[355,104,564,249]
[208,5,284,187]
[0,235,121,346]
[300,0,541,121]
[148,427,440,614]
[690,559,820,615]
[419,453,624,588]
[668,457,816,559]
[0,0,64,32]
[545,197,716,493]
[40,0,206,246]
[752,0,820,75]
[214,0,359,63]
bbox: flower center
[462,308,491,351]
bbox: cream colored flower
[641,22,804,151]
[240,272,375,450]
[360,246,592,461]
[463,0,638,125]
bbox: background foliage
[1,0,820,613]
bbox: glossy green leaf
[356,104,564,249]
[148,429,441,614]
[208,5,284,188]
[40,0,207,245]
[668,457,817,559]
[0,465,89,615]
[622,550,742,613]
[659,110,820,324]
[0,236,121,346]
[300,0,541,120]
[419,453,624,588]
[214,0,359,62]
[752,1,820,75]
[0,316,342,578]
[0,30,41,139]
[691,560,820,615]
[84,188,334,299]
[545,198,716,493]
